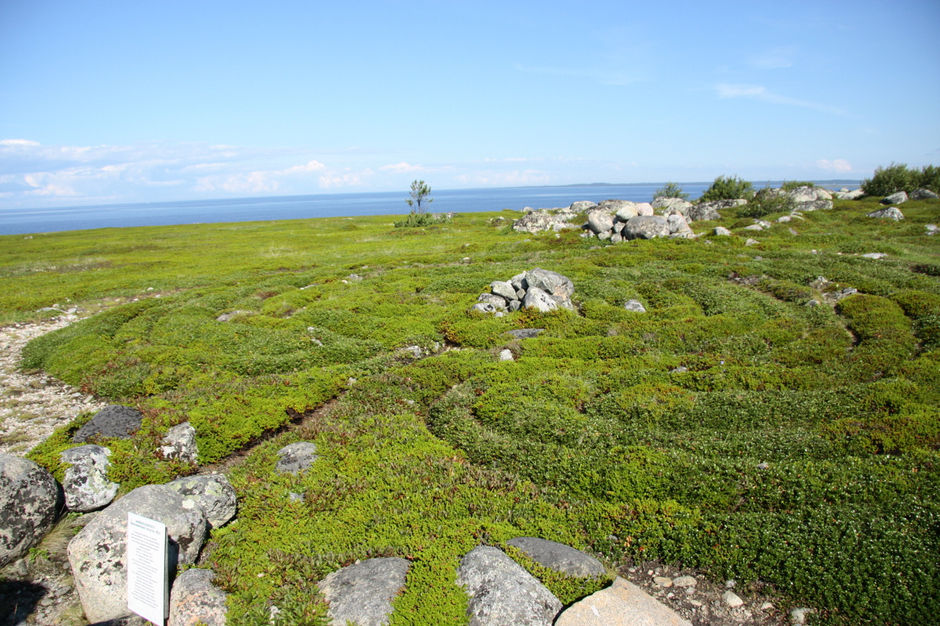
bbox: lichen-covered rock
[881,191,908,205]
[160,422,198,464]
[506,537,605,578]
[60,445,118,512]
[523,287,560,313]
[489,281,517,302]
[165,474,237,528]
[835,188,864,200]
[275,442,319,475]
[652,197,694,214]
[524,268,574,301]
[318,557,410,626]
[867,207,904,221]
[512,207,580,234]
[457,545,561,626]
[688,199,745,222]
[0,453,61,567]
[911,188,939,200]
[623,216,670,240]
[478,293,509,311]
[624,299,647,313]
[67,484,208,623]
[586,210,614,234]
[169,568,228,626]
[72,405,143,443]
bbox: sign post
[127,512,168,625]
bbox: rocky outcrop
[512,203,583,234]
[555,577,691,626]
[168,568,228,626]
[160,422,198,464]
[317,557,410,626]
[867,207,904,221]
[473,269,575,315]
[164,474,237,529]
[911,188,939,200]
[67,484,208,623]
[72,405,143,443]
[0,454,61,567]
[506,537,605,578]
[457,545,561,626]
[60,444,118,512]
[275,441,319,475]
[651,197,693,214]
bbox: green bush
[861,163,940,196]
[394,213,450,228]
[653,182,689,200]
[781,181,815,191]
[699,175,754,202]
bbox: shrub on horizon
[861,163,940,196]
[653,182,689,200]
[700,175,754,202]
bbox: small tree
[700,175,754,202]
[653,182,689,200]
[406,180,433,214]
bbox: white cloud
[318,169,373,189]
[715,83,844,115]
[0,139,41,147]
[379,161,425,174]
[817,158,853,172]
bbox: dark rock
[0,454,61,567]
[911,188,939,200]
[506,537,605,578]
[72,405,143,443]
[318,557,410,626]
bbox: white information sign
[126,512,168,625]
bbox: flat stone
[555,577,691,626]
[506,329,544,340]
[713,226,731,236]
[72,405,143,443]
[672,575,696,587]
[623,216,670,240]
[506,537,605,578]
[275,442,319,475]
[722,590,744,608]
[457,545,561,625]
[318,557,410,626]
[624,299,646,313]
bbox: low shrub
[699,175,754,202]
[861,162,940,195]
[653,182,689,200]
[394,213,451,228]
[739,188,796,218]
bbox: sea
[0,180,862,236]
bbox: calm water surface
[0,181,861,236]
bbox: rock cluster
[473,268,575,315]
[582,200,694,242]
[512,204,582,234]
[760,185,833,211]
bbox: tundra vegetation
[1,187,938,624]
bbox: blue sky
[1,0,939,209]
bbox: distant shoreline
[0,180,863,236]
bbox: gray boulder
[624,299,647,313]
[523,287,559,313]
[651,197,693,214]
[165,474,237,529]
[688,199,745,222]
[524,268,574,300]
[457,545,561,626]
[506,537,605,578]
[586,210,615,234]
[569,200,597,212]
[73,405,143,443]
[882,191,908,205]
[490,281,517,302]
[318,557,410,626]
[713,226,731,236]
[160,422,198,464]
[67,484,208,623]
[168,568,228,626]
[623,216,670,240]
[478,293,509,311]
[635,202,654,216]
[664,212,694,238]
[867,207,904,221]
[835,188,865,200]
[472,302,500,315]
[60,445,118,512]
[0,454,61,567]
[275,442,319,475]
[911,188,939,200]
[506,329,544,340]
